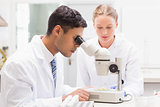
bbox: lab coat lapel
[54,67,63,97]
[54,53,64,97]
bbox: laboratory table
[94,96,160,107]
[94,100,134,107]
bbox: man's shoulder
[7,45,37,66]
[6,52,34,69]
[2,49,38,77]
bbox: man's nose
[75,44,80,48]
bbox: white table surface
[94,96,160,107]
[94,100,135,107]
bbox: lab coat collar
[108,35,117,50]
[109,34,124,50]
[31,35,55,63]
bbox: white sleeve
[0,61,62,107]
[22,97,62,107]
[63,85,79,95]
[76,48,91,87]
[123,45,144,96]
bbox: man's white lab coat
[0,35,74,107]
[77,35,144,96]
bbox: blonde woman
[77,4,144,97]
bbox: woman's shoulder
[116,34,136,49]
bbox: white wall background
[0,0,12,56]
[122,6,160,68]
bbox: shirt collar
[31,35,55,63]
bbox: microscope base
[88,88,124,103]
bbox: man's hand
[62,88,89,101]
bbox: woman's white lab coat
[77,35,144,96]
[0,35,74,107]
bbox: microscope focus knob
[109,64,118,73]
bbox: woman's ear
[93,23,96,29]
[116,21,118,28]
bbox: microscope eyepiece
[74,35,85,45]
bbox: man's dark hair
[47,5,87,35]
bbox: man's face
[56,27,84,57]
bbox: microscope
[75,36,124,103]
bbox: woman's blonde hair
[93,4,118,23]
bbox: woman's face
[94,15,118,46]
